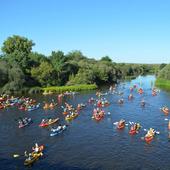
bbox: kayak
[92,114,104,121]
[50,125,67,136]
[129,129,137,135]
[71,113,79,119]
[145,135,154,143]
[63,111,68,115]
[19,118,32,128]
[18,106,26,111]
[65,116,73,121]
[32,145,44,152]
[152,92,157,96]
[39,118,59,127]
[161,108,169,115]
[117,124,125,129]
[0,105,4,109]
[24,152,43,166]
[27,103,40,111]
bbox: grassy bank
[155,79,170,90]
[42,84,97,93]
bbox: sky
[0,0,170,64]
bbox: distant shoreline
[155,79,170,90]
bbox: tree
[49,51,67,85]
[31,62,56,86]
[100,56,112,62]
[66,50,85,61]
[1,35,34,55]
[1,35,35,72]
[0,60,9,87]
[2,64,26,93]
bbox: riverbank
[42,84,97,94]
[155,79,170,90]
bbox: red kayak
[129,129,137,135]
[39,118,59,127]
[92,114,104,121]
[145,136,154,143]
[18,106,26,111]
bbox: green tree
[1,35,34,55]
[31,62,56,86]
[100,56,112,62]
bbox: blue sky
[0,0,170,63]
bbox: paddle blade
[13,154,20,158]
[113,122,118,125]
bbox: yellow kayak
[65,116,73,121]
[24,152,43,166]
[71,113,79,119]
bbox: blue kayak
[27,103,40,111]
[50,125,67,136]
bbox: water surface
[1,75,170,170]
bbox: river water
[1,75,170,170]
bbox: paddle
[13,151,28,158]
[143,128,160,135]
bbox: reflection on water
[0,75,170,170]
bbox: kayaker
[58,124,62,130]
[141,99,145,106]
[34,143,39,153]
[27,153,33,160]
[24,151,28,157]
[41,119,46,124]
[128,94,133,100]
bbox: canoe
[24,152,43,166]
[39,118,59,127]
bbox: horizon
[0,0,170,64]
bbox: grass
[155,79,170,90]
[42,84,97,93]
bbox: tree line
[0,35,159,94]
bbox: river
[1,75,170,170]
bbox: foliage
[0,35,161,94]
[157,64,170,80]
[1,35,34,55]
[31,62,56,87]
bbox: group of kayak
[62,102,85,121]
[115,119,158,143]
